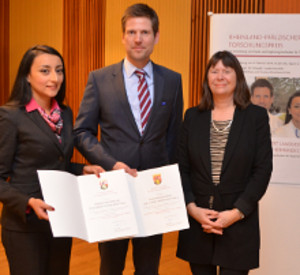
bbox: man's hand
[83,165,105,177]
[113,161,137,177]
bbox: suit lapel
[197,111,212,178]
[111,61,140,135]
[25,110,64,154]
[60,109,70,154]
[222,107,245,172]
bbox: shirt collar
[25,98,61,113]
[123,58,153,79]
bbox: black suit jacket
[176,104,272,270]
[74,61,183,171]
[0,105,82,232]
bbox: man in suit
[250,78,283,133]
[73,3,183,275]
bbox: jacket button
[59,156,64,162]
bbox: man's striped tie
[135,69,151,134]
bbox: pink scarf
[37,106,63,143]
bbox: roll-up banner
[210,14,300,274]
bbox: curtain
[189,0,264,107]
[63,0,106,163]
[0,0,9,106]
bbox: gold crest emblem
[153,174,162,185]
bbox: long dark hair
[199,50,250,111]
[285,91,300,124]
[7,45,66,107]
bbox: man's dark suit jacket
[0,105,82,232]
[176,104,272,270]
[74,61,183,171]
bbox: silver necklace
[211,119,233,133]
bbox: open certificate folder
[37,164,189,243]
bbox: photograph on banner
[250,76,300,135]
[268,77,300,114]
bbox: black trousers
[2,228,72,275]
[190,263,249,275]
[98,234,162,275]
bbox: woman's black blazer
[0,105,82,233]
[176,104,273,270]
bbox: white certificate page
[38,169,138,243]
[128,164,189,237]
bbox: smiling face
[251,87,273,110]
[27,53,64,108]
[288,96,300,127]
[207,60,237,100]
[122,17,159,68]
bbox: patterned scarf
[37,107,63,143]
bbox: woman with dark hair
[176,51,272,275]
[274,91,300,138]
[0,45,104,275]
